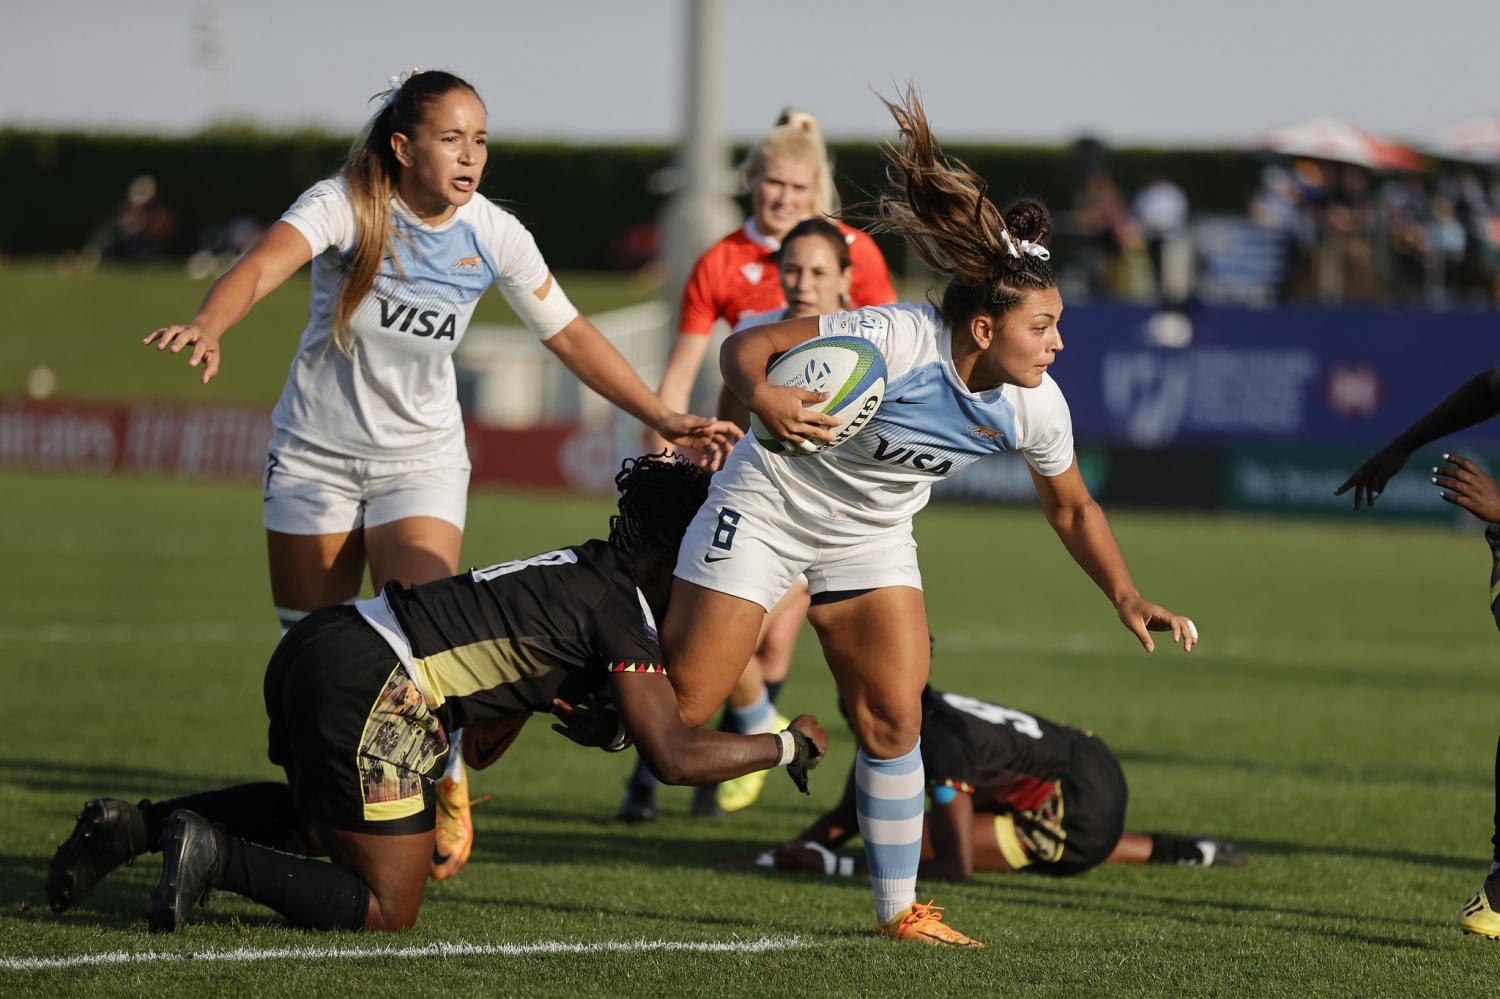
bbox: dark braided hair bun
[607,452,711,560]
[1002,198,1051,247]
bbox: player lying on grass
[735,683,1243,880]
[45,455,827,934]
[1338,367,1500,938]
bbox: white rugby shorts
[674,474,921,611]
[262,430,471,536]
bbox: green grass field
[3,469,1499,995]
[0,263,660,404]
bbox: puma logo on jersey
[377,299,458,340]
[871,436,954,475]
[740,262,764,285]
[968,425,1007,445]
[453,255,482,271]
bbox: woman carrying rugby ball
[659,87,1198,949]
[142,69,737,880]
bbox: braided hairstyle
[607,452,711,561]
[862,85,1055,332]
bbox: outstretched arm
[544,317,741,460]
[1031,461,1197,653]
[606,672,826,786]
[142,221,312,384]
[1337,367,1500,509]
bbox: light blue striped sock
[856,742,924,926]
[728,690,777,735]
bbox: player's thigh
[314,823,433,932]
[262,433,369,610]
[267,530,366,611]
[808,586,929,759]
[364,516,463,591]
[756,578,810,683]
[362,457,468,589]
[661,579,767,728]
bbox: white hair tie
[1000,230,1050,262]
[377,68,422,113]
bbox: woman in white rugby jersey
[143,69,736,880]
[618,218,857,821]
[660,88,1199,949]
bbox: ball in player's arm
[742,685,1243,879]
[654,109,895,438]
[1337,367,1500,937]
[45,455,824,934]
[660,87,1196,949]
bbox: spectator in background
[1131,172,1189,302]
[1378,175,1430,304]
[1073,170,1141,298]
[87,175,178,263]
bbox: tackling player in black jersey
[743,683,1242,879]
[46,455,827,934]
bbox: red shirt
[677,220,896,335]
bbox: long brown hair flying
[863,85,1054,332]
[333,70,481,358]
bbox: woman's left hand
[1116,595,1198,653]
[1435,453,1500,524]
[653,413,744,470]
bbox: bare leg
[364,516,463,590]
[660,579,767,728]
[267,529,366,613]
[315,823,435,933]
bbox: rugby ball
[750,335,886,456]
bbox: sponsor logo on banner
[1102,348,1319,446]
[1325,362,1382,419]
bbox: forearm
[656,333,712,414]
[719,327,781,408]
[1389,369,1500,452]
[1046,497,1139,606]
[545,318,671,428]
[637,728,786,786]
[190,261,274,336]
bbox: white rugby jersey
[729,302,1074,533]
[272,178,575,458]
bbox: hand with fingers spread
[1335,445,1412,510]
[143,323,224,385]
[1116,594,1198,653]
[748,383,839,450]
[1434,453,1500,524]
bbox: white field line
[0,935,814,972]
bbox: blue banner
[1053,305,1500,447]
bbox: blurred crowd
[78,163,1500,313]
[1059,159,1500,311]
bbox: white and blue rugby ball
[750,335,886,456]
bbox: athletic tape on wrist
[775,729,797,768]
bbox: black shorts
[263,605,450,836]
[986,734,1128,877]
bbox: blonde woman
[655,109,895,421]
[143,70,736,879]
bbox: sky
[3,0,1496,147]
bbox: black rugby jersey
[921,686,1090,811]
[358,539,664,732]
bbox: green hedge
[1,128,1265,269]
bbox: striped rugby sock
[855,742,925,926]
[728,690,777,735]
